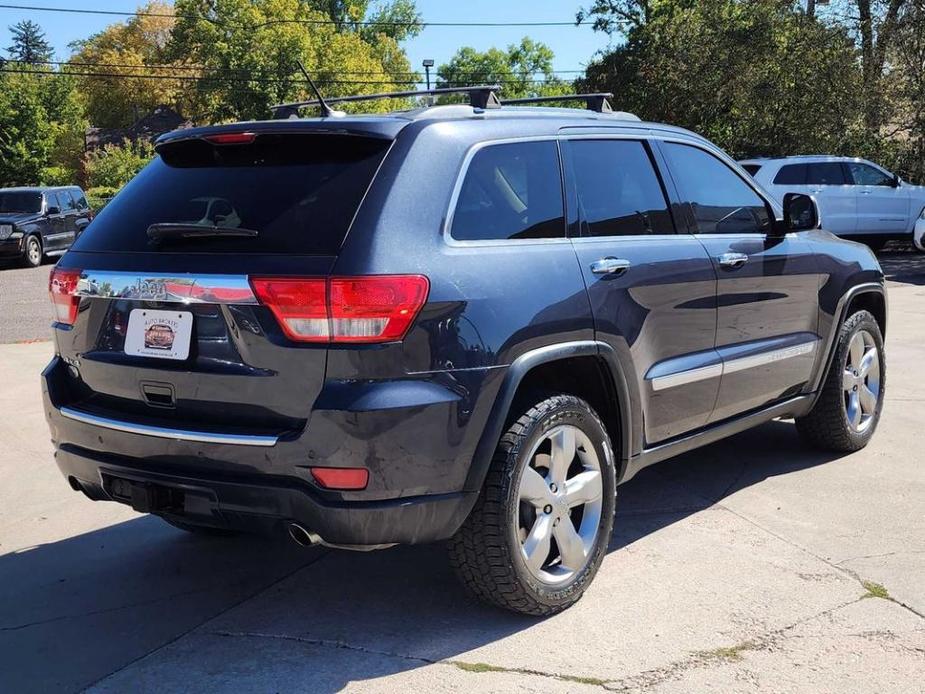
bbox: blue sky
[1,0,617,75]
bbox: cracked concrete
[1,268,923,692]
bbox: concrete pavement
[0,261,923,692]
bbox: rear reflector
[310,467,369,490]
[250,275,428,344]
[49,267,82,325]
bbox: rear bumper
[52,443,475,545]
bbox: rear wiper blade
[147,223,259,242]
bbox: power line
[0,66,574,87]
[29,59,588,77]
[0,3,589,28]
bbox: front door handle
[718,252,749,270]
[590,257,631,275]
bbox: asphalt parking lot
[0,248,923,692]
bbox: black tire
[448,394,617,616]
[796,310,885,452]
[160,516,242,537]
[21,235,42,268]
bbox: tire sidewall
[835,312,886,446]
[502,397,616,609]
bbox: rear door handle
[590,257,631,275]
[718,252,749,270]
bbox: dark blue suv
[43,91,887,615]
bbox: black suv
[0,186,93,267]
[43,91,886,615]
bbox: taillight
[49,267,82,325]
[250,275,429,344]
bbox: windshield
[0,191,42,214]
[71,133,390,255]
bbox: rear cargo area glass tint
[71,134,390,255]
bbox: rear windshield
[71,134,390,255]
[0,191,42,214]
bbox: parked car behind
[0,186,93,267]
[44,94,887,615]
[740,156,925,250]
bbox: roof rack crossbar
[499,93,615,113]
[271,85,502,118]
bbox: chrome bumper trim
[73,270,258,305]
[59,407,278,447]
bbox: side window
[54,191,71,212]
[847,162,893,186]
[662,142,772,234]
[773,164,807,185]
[450,141,565,241]
[806,163,847,185]
[70,190,89,209]
[61,190,79,211]
[567,139,673,237]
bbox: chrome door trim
[59,407,278,447]
[649,338,818,391]
[74,270,259,305]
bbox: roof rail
[271,85,502,119]
[499,93,615,113]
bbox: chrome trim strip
[59,407,278,447]
[649,339,818,391]
[722,341,816,375]
[651,364,722,392]
[74,270,258,305]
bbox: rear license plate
[124,309,193,360]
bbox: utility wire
[0,3,589,27]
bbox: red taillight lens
[49,267,81,325]
[310,467,369,490]
[250,278,328,342]
[250,275,429,344]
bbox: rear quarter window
[450,140,565,242]
[742,164,762,177]
[773,164,807,185]
[71,134,390,255]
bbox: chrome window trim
[73,270,259,305]
[649,338,818,391]
[59,406,278,447]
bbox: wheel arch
[465,341,635,492]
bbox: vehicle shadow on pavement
[878,246,925,286]
[0,421,846,693]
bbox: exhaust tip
[288,523,320,547]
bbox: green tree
[437,38,570,100]
[0,66,86,186]
[579,1,864,159]
[6,20,54,64]
[84,139,156,189]
[167,0,418,122]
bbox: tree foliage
[84,138,156,189]
[6,20,53,64]
[0,66,86,187]
[437,38,570,100]
[166,0,418,122]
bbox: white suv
[740,155,925,250]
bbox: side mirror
[46,205,61,216]
[782,193,818,232]
[891,174,901,188]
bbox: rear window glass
[71,134,390,255]
[773,164,806,185]
[450,141,565,241]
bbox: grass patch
[697,640,759,663]
[561,674,608,686]
[453,661,508,674]
[861,580,890,600]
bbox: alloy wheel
[517,424,604,585]
[843,329,880,433]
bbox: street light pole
[423,59,434,91]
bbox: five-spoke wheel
[842,329,880,433]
